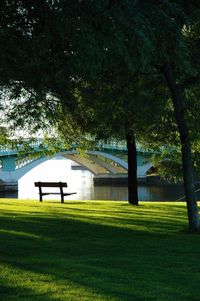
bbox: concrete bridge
[0,139,153,184]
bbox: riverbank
[93,174,182,185]
[1,199,200,301]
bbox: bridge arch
[0,150,152,182]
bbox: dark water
[0,158,199,201]
[0,191,18,199]
[91,183,186,201]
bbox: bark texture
[163,63,199,231]
[126,132,139,205]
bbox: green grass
[1,199,200,301]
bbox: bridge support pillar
[1,156,16,172]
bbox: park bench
[34,181,77,203]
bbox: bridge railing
[0,138,45,153]
[97,140,127,151]
[0,137,152,154]
[96,139,149,153]
[15,153,44,169]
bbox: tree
[76,74,142,206]
[0,0,160,206]
[133,1,200,231]
[67,71,167,205]
[154,2,200,231]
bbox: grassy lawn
[1,199,200,301]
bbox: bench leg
[38,187,43,202]
[61,194,64,203]
[39,194,43,202]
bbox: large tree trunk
[163,63,199,231]
[126,132,139,205]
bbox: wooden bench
[34,181,77,203]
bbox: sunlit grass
[1,199,200,301]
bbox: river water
[2,156,200,201]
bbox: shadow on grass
[0,279,54,301]
[1,204,200,301]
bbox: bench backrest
[34,182,68,188]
